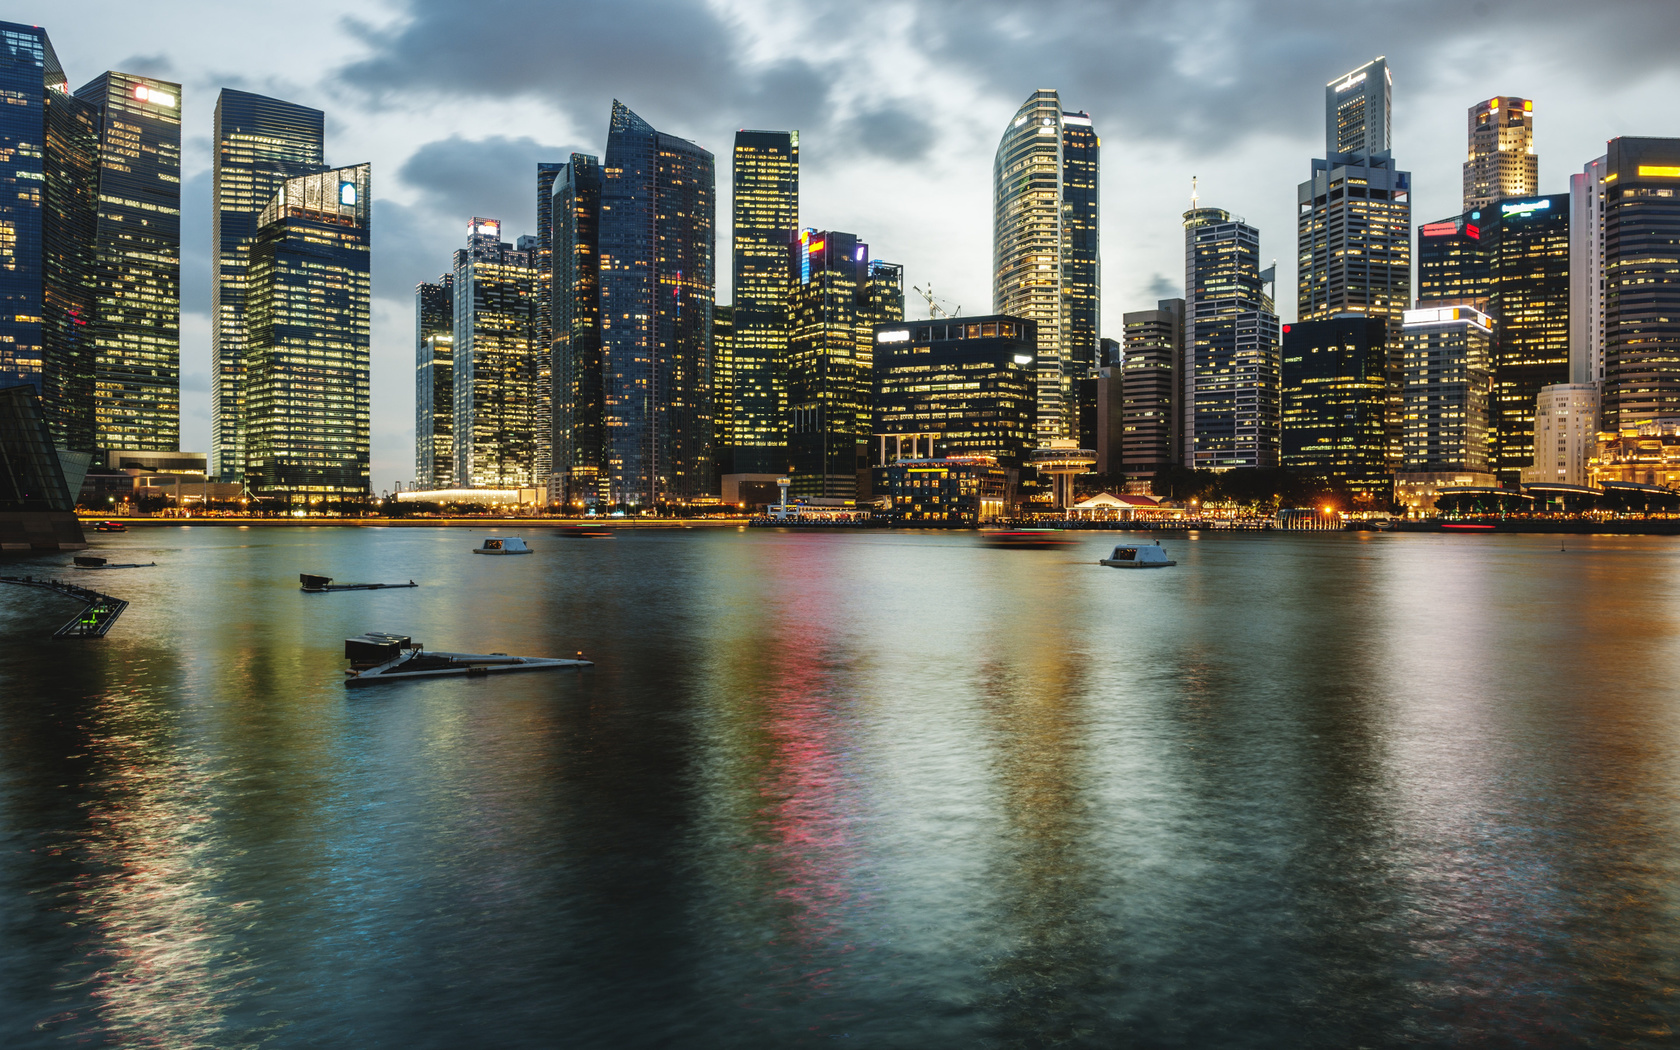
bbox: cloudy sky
[42,0,1680,488]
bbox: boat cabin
[1099,543,1176,568]
[473,536,532,555]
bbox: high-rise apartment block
[244,165,371,502]
[1400,306,1493,473]
[727,129,798,476]
[414,275,453,489]
[1185,207,1280,470]
[1281,315,1390,496]
[1119,299,1184,480]
[453,218,544,490]
[993,90,1099,441]
[212,90,326,481]
[1464,97,1537,212]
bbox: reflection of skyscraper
[552,154,604,505]
[245,164,371,502]
[993,90,1100,441]
[414,275,453,489]
[1464,96,1536,213]
[599,101,715,505]
[453,218,543,489]
[728,130,798,476]
[74,71,182,455]
[212,90,326,481]
[1185,207,1279,470]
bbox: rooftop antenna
[1190,175,1199,210]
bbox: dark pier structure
[1,384,87,551]
[0,574,128,637]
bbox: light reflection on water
[2,527,1679,1047]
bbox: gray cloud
[1147,274,1178,301]
[398,134,584,234]
[844,104,934,161]
[116,52,174,76]
[372,197,453,304]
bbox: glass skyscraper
[415,275,453,489]
[245,164,371,502]
[40,71,100,453]
[0,22,64,396]
[1185,207,1280,470]
[872,315,1037,470]
[551,153,604,506]
[212,90,325,481]
[727,129,798,476]
[73,71,182,454]
[1280,315,1390,496]
[599,101,715,506]
[1120,299,1184,480]
[453,219,543,489]
[993,90,1100,442]
[1599,138,1680,431]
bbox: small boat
[1099,542,1176,568]
[343,632,591,686]
[473,536,532,555]
[979,529,1076,550]
[73,555,155,569]
[93,521,127,532]
[301,573,417,593]
[556,526,613,538]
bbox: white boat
[344,633,590,686]
[1099,542,1176,568]
[473,536,531,555]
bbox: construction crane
[913,284,961,320]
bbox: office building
[536,161,563,353]
[727,129,798,475]
[551,153,604,506]
[1400,306,1493,473]
[414,275,452,489]
[599,101,715,505]
[993,90,1100,440]
[1595,138,1680,431]
[1120,299,1184,480]
[1185,206,1280,470]
[0,23,63,397]
[872,315,1037,473]
[453,218,544,490]
[1417,214,1488,309]
[73,71,182,454]
[244,164,371,502]
[882,456,1009,524]
[212,90,326,481]
[40,65,100,453]
[786,230,902,497]
[1569,155,1611,388]
[1464,96,1537,212]
[1521,383,1599,487]
[1281,315,1389,496]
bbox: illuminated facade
[211,90,325,481]
[786,230,903,498]
[453,218,544,490]
[1590,418,1680,490]
[0,23,63,397]
[728,129,798,475]
[551,153,604,505]
[40,70,99,453]
[1598,138,1680,431]
[1280,315,1389,496]
[711,302,733,461]
[1185,207,1280,470]
[1120,299,1184,479]
[1486,194,1570,481]
[1521,383,1598,487]
[414,275,452,489]
[883,456,1009,524]
[245,164,371,501]
[992,90,1100,440]
[871,314,1037,470]
[1400,306,1493,473]
[536,161,563,354]
[1464,96,1537,212]
[1417,214,1488,309]
[599,101,715,505]
[73,71,181,454]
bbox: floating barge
[74,555,155,569]
[301,573,417,593]
[0,575,129,637]
[344,632,591,687]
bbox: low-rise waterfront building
[1521,384,1599,487]
[1590,419,1680,490]
[882,456,1008,524]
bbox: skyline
[32,0,1680,488]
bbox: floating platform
[344,632,590,687]
[73,555,155,569]
[0,575,129,637]
[301,573,417,593]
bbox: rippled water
[2,526,1680,1047]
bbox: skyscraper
[728,129,798,476]
[1569,155,1611,388]
[1185,206,1280,470]
[40,70,100,453]
[1464,96,1537,212]
[536,161,564,354]
[244,164,371,503]
[993,90,1100,441]
[872,315,1037,470]
[453,218,543,490]
[551,153,604,506]
[1417,214,1488,309]
[73,71,182,454]
[1593,138,1680,432]
[414,275,453,489]
[599,101,715,506]
[786,230,902,498]
[1400,306,1493,474]
[1280,315,1389,496]
[1120,299,1184,480]
[1486,194,1570,480]
[0,22,64,396]
[212,90,326,481]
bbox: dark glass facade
[0,23,63,394]
[872,315,1037,471]
[211,90,325,480]
[1417,215,1488,308]
[1120,299,1184,479]
[1602,138,1680,431]
[414,275,452,488]
[245,165,371,501]
[74,72,181,454]
[1280,315,1389,495]
[727,129,797,475]
[536,161,563,357]
[599,101,714,505]
[1060,113,1100,380]
[883,457,1009,524]
[41,86,99,452]
[552,154,604,505]
[1186,208,1280,469]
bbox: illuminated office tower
[453,218,544,489]
[711,302,734,465]
[1184,207,1280,470]
[993,90,1100,440]
[598,101,715,505]
[1400,306,1493,473]
[536,161,563,352]
[211,90,325,481]
[551,153,604,505]
[872,315,1037,470]
[1485,194,1569,480]
[0,22,63,396]
[1416,214,1489,309]
[40,66,100,452]
[1280,315,1389,497]
[414,275,453,488]
[1119,299,1184,479]
[1569,155,1610,387]
[73,71,182,454]
[244,165,371,502]
[1464,96,1536,212]
[728,129,798,475]
[1592,138,1680,431]
[786,230,902,497]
